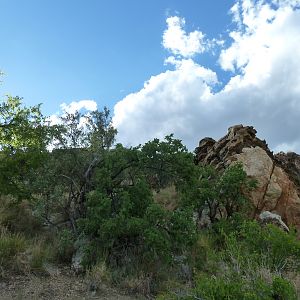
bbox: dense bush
[81,179,196,269]
[180,163,256,225]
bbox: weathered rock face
[275,151,300,191]
[195,125,300,235]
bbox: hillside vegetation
[1,97,300,299]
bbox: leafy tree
[140,134,195,192]
[81,172,196,269]
[33,107,117,234]
[181,163,256,224]
[0,96,52,198]
[217,163,256,218]
[77,136,197,269]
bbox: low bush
[0,227,26,274]
[54,228,75,263]
[223,220,300,273]
[190,274,296,300]
[161,217,300,299]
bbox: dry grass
[0,196,43,237]
[0,227,27,275]
[120,273,152,296]
[86,261,112,287]
[153,185,179,211]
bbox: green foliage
[0,96,54,198]
[162,274,297,300]
[188,232,219,274]
[81,179,196,268]
[218,163,256,217]
[194,275,266,300]
[32,106,118,235]
[226,220,300,272]
[161,216,300,299]
[189,274,297,300]
[86,107,117,151]
[181,163,256,223]
[74,134,197,277]
[140,134,195,192]
[0,96,49,150]
[55,229,75,263]
[56,106,116,151]
[272,276,297,300]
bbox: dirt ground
[0,267,144,300]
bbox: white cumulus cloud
[113,59,218,146]
[60,100,97,114]
[113,0,300,153]
[49,99,97,125]
[162,16,206,57]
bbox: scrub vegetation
[1,96,300,299]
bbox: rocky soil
[0,267,142,300]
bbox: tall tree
[0,96,52,198]
[33,107,117,233]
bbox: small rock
[72,237,89,274]
[259,211,289,232]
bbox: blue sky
[0,0,234,112]
[1,0,300,152]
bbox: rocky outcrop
[195,125,300,235]
[195,125,273,170]
[275,151,300,191]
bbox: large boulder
[195,125,300,236]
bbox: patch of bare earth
[0,267,143,300]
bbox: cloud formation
[60,100,97,114]
[162,16,206,57]
[113,0,300,153]
[49,99,97,125]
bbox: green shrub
[188,232,219,274]
[161,273,297,300]
[160,216,300,300]
[191,274,295,300]
[194,275,248,299]
[229,220,300,272]
[272,276,297,300]
[180,163,256,225]
[51,228,75,263]
[81,180,196,270]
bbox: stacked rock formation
[195,125,300,235]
